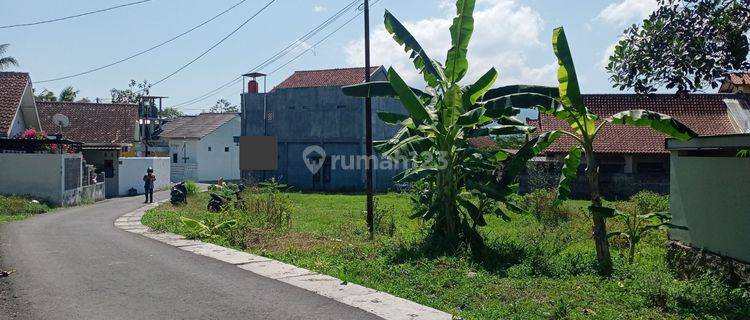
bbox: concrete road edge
[114,201,453,320]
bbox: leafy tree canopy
[0,44,18,71]
[111,79,151,103]
[607,0,750,93]
[209,99,239,113]
[159,107,184,120]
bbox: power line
[172,0,360,108]
[172,0,363,109]
[37,0,248,83]
[268,5,369,75]
[146,0,278,90]
[0,0,153,29]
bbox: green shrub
[610,191,672,264]
[184,180,199,196]
[630,190,669,213]
[522,189,575,227]
[0,196,52,216]
[373,198,396,237]
[245,180,293,231]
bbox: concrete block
[340,292,452,320]
[180,243,270,265]
[278,273,376,300]
[238,260,315,279]
[122,226,150,234]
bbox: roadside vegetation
[143,188,750,319]
[0,195,52,223]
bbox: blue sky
[1,0,658,114]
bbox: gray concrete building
[240,66,405,191]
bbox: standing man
[143,167,156,203]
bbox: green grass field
[143,192,750,319]
[0,195,53,224]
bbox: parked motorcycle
[170,182,188,205]
[207,183,245,212]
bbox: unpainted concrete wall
[669,154,750,263]
[241,81,405,191]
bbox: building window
[224,146,229,152]
[208,146,212,151]
[172,153,178,163]
[637,162,666,174]
[122,146,129,152]
[599,163,625,174]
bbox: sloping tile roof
[0,72,30,135]
[160,113,238,139]
[720,73,750,93]
[274,67,381,90]
[37,102,138,145]
[727,73,750,86]
[468,136,498,150]
[535,94,739,155]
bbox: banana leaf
[384,10,444,87]
[445,0,475,83]
[608,109,698,141]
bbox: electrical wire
[36,0,248,83]
[145,0,278,90]
[171,0,360,109]
[0,0,153,29]
[171,0,364,109]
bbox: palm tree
[58,86,78,102]
[0,44,19,70]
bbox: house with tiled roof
[0,72,42,138]
[527,93,749,199]
[37,101,139,197]
[241,66,404,191]
[719,72,750,94]
[160,113,240,182]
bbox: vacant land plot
[143,191,750,319]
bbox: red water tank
[247,80,259,94]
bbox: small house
[528,94,749,199]
[160,113,240,182]
[0,72,42,137]
[37,101,140,197]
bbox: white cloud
[597,0,657,26]
[600,42,618,69]
[313,5,327,13]
[344,0,556,87]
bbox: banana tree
[501,27,698,275]
[342,0,552,251]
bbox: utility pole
[363,0,374,239]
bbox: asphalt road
[0,192,381,320]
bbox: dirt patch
[244,228,347,252]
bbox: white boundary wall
[118,157,170,195]
[0,153,83,205]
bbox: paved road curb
[115,201,453,320]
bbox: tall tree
[0,44,18,70]
[507,27,698,275]
[111,79,151,103]
[344,0,548,253]
[607,0,750,93]
[35,89,57,102]
[58,86,78,102]
[209,99,239,113]
[159,107,184,119]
